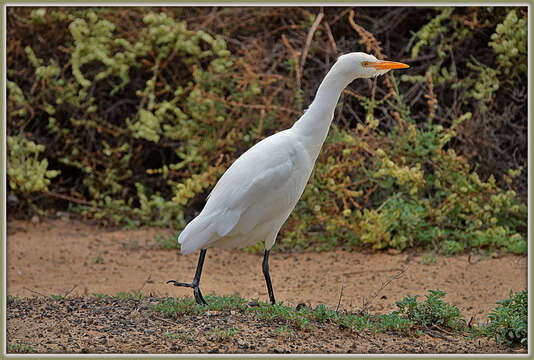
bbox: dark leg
[262,249,276,305]
[167,248,208,305]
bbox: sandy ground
[6,219,528,354]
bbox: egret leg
[262,249,276,305]
[167,248,208,305]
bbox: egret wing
[179,131,310,253]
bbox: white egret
[168,52,409,305]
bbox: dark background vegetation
[6,6,527,254]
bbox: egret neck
[291,63,355,161]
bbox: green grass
[151,290,468,334]
[40,287,523,348]
[50,293,65,301]
[114,290,144,301]
[92,293,112,299]
[8,343,37,353]
[151,290,527,348]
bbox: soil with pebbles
[6,219,528,354]
[6,296,517,354]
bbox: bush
[388,289,466,331]
[481,290,527,347]
[7,7,527,255]
[7,134,60,195]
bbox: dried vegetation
[6,7,527,254]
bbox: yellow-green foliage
[7,8,526,255]
[69,10,135,91]
[410,8,454,59]
[489,9,527,78]
[7,81,27,118]
[402,8,526,112]
[7,135,60,194]
[281,75,525,254]
[7,9,267,228]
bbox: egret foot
[167,248,208,305]
[262,249,276,305]
[167,279,207,305]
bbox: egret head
[336,52,409,79]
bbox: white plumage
[179,128,311,253]
[169,52,409,305]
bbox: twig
[424,326,450,340]
[335,281,344,312]
[152,314,180,327]
[137,273,152,294]
[357,332,381,347]
[323,19,338,55]
[47,191,95,207]
[358,267,407,315]
[281,34,301,89]
[431,323,455,336]
[468,252,481,265]
[298,12,324,88]
[23,287,46,297]
[227,100,299,115]
[200,7,218,28]
[348,10,383,59]
[424,71,437,121]
[343,88,365,100]
[257,108,265,137]
[63,284,78,298]
[467,316,474,329]
[343,267,404,277]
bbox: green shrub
[7,8,526,256]
[283,88,526,254]
[7,134,60,195]
[392,289,466,331]
[482,290,527,347]
[489,9,527,78]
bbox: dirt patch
[7,296,515,354]
[7,219,528,354]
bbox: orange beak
[365,60,410,70]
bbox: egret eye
[361,61,369,67]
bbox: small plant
[394,289,466,331]
[480,290,527,347]
[178,330,192,341]
[122,239,141,251]
[8,343,37,353]
[50,293,65,300]
[92,293,111,299]
[252,302,312,330]
[209,326,239,341]
[421,252,437,265]
[156,234,179,250]
[166,330,192,341]
[7,295,20,304]
[115,290,144,301]
[376,313,414,332]
[94,252,105,264]
[275,325,295,337]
